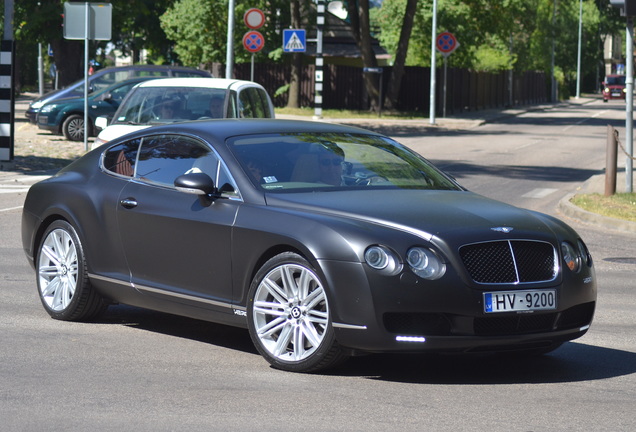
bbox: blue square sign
[283,29,306,53]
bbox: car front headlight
[561,241,581,273]
[406,247,446,280]
[364,245,401,275]
[577,239,593,267]
[30,100,46,110]
[39,104,56,113]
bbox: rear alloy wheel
[247,252,347,372]
[36,220,106,321]
[62,114,86,141]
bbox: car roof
[113,119,380,146]
[134,77,265,90]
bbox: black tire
[247,252,348,372]
[36,220,106,321]
[62,114,86,141]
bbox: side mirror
[95,115,110,131]
[174,172,218,206]
[175,172,217,195]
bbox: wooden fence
[233,63,548,115]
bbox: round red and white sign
[436,32,459,55]
[243,31,265,53]
[244,8,265,30]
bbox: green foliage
[160,0,289,68]
[374,0,616,94]
[161,0,226,67]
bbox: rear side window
[102,138,141,177]
[238,87,272,118]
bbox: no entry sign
[243,31,265,53]
[436,32,459,56]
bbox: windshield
[113,87,230,125]
[606,75,626,86]
[228,133,462,192]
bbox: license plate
[611,92,621,97]
[484,289,556,313]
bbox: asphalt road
[1,97,635,431]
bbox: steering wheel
[355,174,389,186]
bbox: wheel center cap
[60,265,68,276]
[290,306,302,319]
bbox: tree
[346,0,381,112]
[161,0,288,72]
[287,0,304,108]
[374,0,419,110]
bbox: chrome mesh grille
[459,240,557,284]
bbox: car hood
[264,189,562,242]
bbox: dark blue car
[36,77,155,141]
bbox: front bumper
[25,108,38,124]
[320,260,596,354]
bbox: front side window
[135,135,216,188]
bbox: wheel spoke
[257,317,287,339]
[273,323,294,357]
[302,286,324,310]
[299,320,322,349]
[40,245,61,268]
[41,276,61,298]
[292,325,306,360]
[254,300,286,316]
[262,277,289,305]
[39,265,59,281]
[280,265,298,298]
[306,309,328,325]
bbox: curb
[558,192,636,234]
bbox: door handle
[119,198,138,209]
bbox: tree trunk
[50,39,84,87]
[287,0,303,108]
[346,0,380,112]
[384,0,418,111]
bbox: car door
[116,133,240,312]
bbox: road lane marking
[563,110,608,131]
[0,205,23,213]
[522,188,558,199]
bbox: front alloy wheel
[62,114,85,141]
[247,252,346,372]
[37,220,105,321]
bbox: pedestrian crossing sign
[283,29,306,53]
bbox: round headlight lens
[406,247,445,280]
[365,246,390,270]
[561,241,581,272]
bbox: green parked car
[36,77,156,141]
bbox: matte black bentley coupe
[22,119,597,372]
